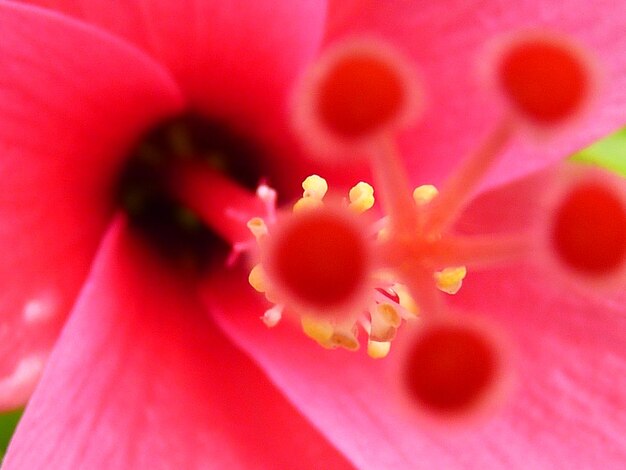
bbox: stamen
[292,37,423,155]
[301,316,360,351]
[293,174,327,213]
[349,182,375,213]
[399,318,510,419]
[248,263,267,293]
[301,315,335,347]
[369,302,402,341]
[488,32,597,127]
[434,266,467,295]
[413,185,439,206]
[302,174,329,199]
[247,218,268,240]
[368,340,391,359]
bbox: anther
[301,316,360,351]
[302,174,329,199]
[349,182,375,213]
[434,266,467,295]
[248,264,267,293]
[368,340,391,359]
[370,303,402,342]
[293,174,327,213]
[247,217,268,240]
[413,185,439,206]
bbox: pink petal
[23,0,327,138]
[454,168,553,235]
[205,270,626,468]
[325,0,626,190]
[0,2,183,410]
[3,217,352,469]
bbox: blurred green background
[573,128,626,176]
[0,409,22,459]
[0,129,624,458]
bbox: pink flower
[1,0,626,468]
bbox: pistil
[423,117,516,236]
[171,162,266,247]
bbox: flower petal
[454,168,553,235]
[3,217,353,469]
[205,270,626,468]
[326,0,626,189]
[0,1,183,410]
[23,0,327,135]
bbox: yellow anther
[434,266,467,294]
[413,184,439,206]
[370,303,400,342]
[249,263,279,302]
[367,340,391,359]
[293,196,324,213]
[377,303,402,327]
[330,329,360,351]
[301,316,334,346]
[247,217,268,240]
[248,264,266,293]
[349,182,375,213]
[302,175,328,200]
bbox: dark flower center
[116,113,266,272]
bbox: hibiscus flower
[1,0,626,468]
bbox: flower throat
[116,113,266,272]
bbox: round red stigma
[293,39,421,155]
[317,53,405,139]
[552,182,626,275]
[265,206,371,314]
[403,323,499,415]
[496,35,591,125]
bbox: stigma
[539,165,626,289]
[398,317,512,422]
[221,29,615,422]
